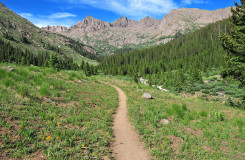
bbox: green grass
[1,64,244,159]
[97,75,245,160]
[0,64,118,159]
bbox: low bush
[210,110,225,121]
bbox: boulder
[1,66,14,72]
[160,119,170,125]
[142,93,152,99]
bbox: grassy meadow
[0,63,244,160]
[97,75,245,159]
[0,64,118,159]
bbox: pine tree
[85,63,91,77]
[93,66,98,75]
[48,53,60,70]
[220,0,245,86]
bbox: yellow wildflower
[82,144,86,148]
[57,122,61,126]
[46,136,51,141]
[56,137,59,140]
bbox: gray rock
[1,66,14,72]
[142,93,152,99]
[160,119,170,125]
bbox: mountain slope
[0,2,100,64]
[44,7,232,55]
[99,18,231,84]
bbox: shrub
[210,110,225,121]
[40,84,50,97]
[224,89,236,95]
[3,78,15,88]
[172,104,185,119]
[191,85,202,91]
[202,89,210,94]
[16,84,30,97]
[199,111,208,117]
[234,118,245,131]
[182,103,187,111]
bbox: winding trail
[102,82,151,160]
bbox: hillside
[100,19,230,77]
[43,7,232,55]
[0,2,100,64]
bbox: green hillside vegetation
[0,64,117,159]
[100,19,230,82]
[0,3,101,65]
[220,1,245,86]
[99,18,245,108]
[97,76,245,159]
[0,38,98,75]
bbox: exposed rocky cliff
[42,25,67,33]
[43,7,232,55]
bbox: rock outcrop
[42,25,67,33]
[142,93,152,99]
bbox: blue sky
[1,0,235,28]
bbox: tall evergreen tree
[220,0,245,86]
[85,62,91,77]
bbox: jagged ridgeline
[0,2,101,67]
[100,19,230,84]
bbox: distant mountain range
[43,7,232,55]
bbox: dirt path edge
[100,81,152,160]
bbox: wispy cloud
[19,13,33,17]
[49,12,77,19]
[65,0,179,19]
[19,12,77,27]
[181,0,208,5]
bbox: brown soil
[185,128,203,137]
[202,145,214,153]
[101,82,152,160]
[169,135,183,151]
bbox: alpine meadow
[0,0,244,160]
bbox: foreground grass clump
[0,64,118,159]
[98,75,245,160]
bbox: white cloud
[19,13,33,18]
[182,0,208,5]
[65,0,179,18]
[19,12,77,28]
[49,12,77,19]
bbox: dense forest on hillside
[100,19,231,87]
[0,38,98,76]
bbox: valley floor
[0,64,244,159]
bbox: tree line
[99,19,231,90]
[0,38,97,76]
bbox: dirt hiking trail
[102,82,152,160]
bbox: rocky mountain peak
[139,16,160,27]
[42,25,67,33]
[69,15,110,31]
[111,16,129,28]
[159,7,232,35]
